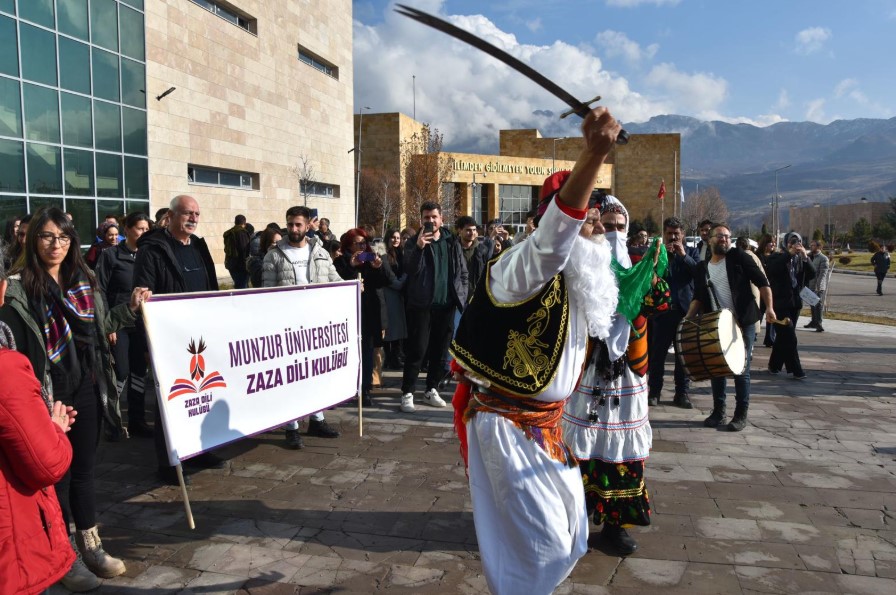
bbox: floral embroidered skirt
[580,458,651,527]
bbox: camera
[423,221,434,234]
[357,251,376,263]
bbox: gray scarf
[0,320,15,350]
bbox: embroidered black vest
[450,259,569,398]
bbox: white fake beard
[566,234,619,339]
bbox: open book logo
[167,337,227,400]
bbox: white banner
[143,282,361,465]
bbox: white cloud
[794,27,832,55]
[834,78,857,98]
[774,89,790,111]
[596,30,659,64]
[525,17,542,32]
[805,98,827,122]
[644,63,728,115]
[606,0,681,6]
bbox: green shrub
[839,256,852,265]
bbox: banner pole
[358,273,364,437]
[175,464,196,529]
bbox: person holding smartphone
[400,203,469,413]
[334,228,391,406]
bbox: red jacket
[0,349,75,595]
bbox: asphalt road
[825,270,896,319]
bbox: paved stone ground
[50,318,896,594]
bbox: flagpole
[673,151,678,218]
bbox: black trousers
[401,305,455,394]
[126,330,149,426]
[55,373,100,532]
[768,306,803,375]
[647,308,690,397]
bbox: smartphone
[357,251,375,262]
[309,208,319,219]
[423,221,434,234]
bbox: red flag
[657,180,666,200]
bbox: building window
[189,0,256,34]
[0,0,150,247]
[498,184,538,233]
[300,180,338,198]
[188,165,257,190]
[298,46,338,79]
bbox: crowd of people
[0,112,891,594]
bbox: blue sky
[353,0,896,151]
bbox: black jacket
[765,251,816,312]
[664,245,699,309]
[223,225,251,272]
[133,228,219,296]
[403,227,469,310]
[95,242,137,308]
[692,248,770,327]
[334,254,389,337]
[462,238,494,303]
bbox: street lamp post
[348,106,371,227]
[472,172,486,223]
[773,164,791,244]
[552,137,567,173]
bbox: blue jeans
[710,324,756,411]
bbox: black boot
[672,393,693,409]
[285,429,305,449]
[704,406,726,428]
[600,523,638,555]
[727,406,748,432]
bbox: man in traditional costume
[449,108,622,595]
[562,194,667,556]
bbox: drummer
[684,224,776,432]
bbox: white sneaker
[423,388,447,408]
[400,393,416,412]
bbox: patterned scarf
[41,277,95,366]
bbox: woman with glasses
[95,212,154,439]
[382,229,408,370]
[334,229,390,406]
[0,207,151,591]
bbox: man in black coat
[765,232,815,379]
[647,217,699,408]
[133,194,222,485]
[685,224,776,432]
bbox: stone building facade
[356,113,681,233]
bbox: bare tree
[401,124,453,222]
[358,167,402,236]
[293,154,316,207]
[681,186,729,235]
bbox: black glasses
[37,233,72,246]
[603,223,625,231]
[352,239,367,246]
[715,233,731,240]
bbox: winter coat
[0,277,136,433]
[808,251,830,293]
[872,250,891,279]
[382,248,407,342]
[95,242,138,308]
[223,225,251,273]
[766,251,816,312]
[0,346,75,595]
[403,227,469,310]
[261,238,341,287]
[133,227,219,296]
[334,254,389,338]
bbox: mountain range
[624,115,896,227]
